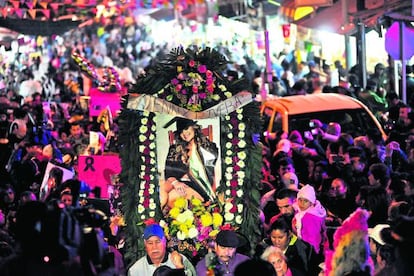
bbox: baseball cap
[216,230,240,248]
[143,224,165,240]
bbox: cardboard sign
[88,88,121,117]
[78,155,121,199]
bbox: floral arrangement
[119,46,263,266]
[221,108,247,226]
[159,197,230,257]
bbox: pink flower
[230,204,237,213]
[177,72,186,80]
[199,93,207,99]
[206,85,214,93]
[198,65,207,73]
[144,218,157,226]
[171,78,179,85]
[230,179,238,188]
[143,198,150,208]
[206,78,213,85]
[192,86,198,93]
[175,84,182,92]
[189,60,195,67]
[181,89,187,95]
[206,70,213,78]
[231,189,237,197]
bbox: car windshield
[288,108,378,138]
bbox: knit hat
[297,184,316,204]
[282,172,299,191]
[368,224,390,246]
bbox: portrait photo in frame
[156,114,221,210]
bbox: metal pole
[400,21,407,103]
[356,21,367,89]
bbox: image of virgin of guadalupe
[160,117,219,209]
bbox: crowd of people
[0,13,414,276]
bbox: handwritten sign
[78,155,121,198]
[89,88,121,117]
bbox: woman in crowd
[261,246,305,276]
[257,215,320,276]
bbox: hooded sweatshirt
[293,200,326,254]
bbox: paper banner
[28,9,37,19]
[25,2,34,9]
[50,3,60,12]
[15,8,23,18]
[78,155,122,199]
[1,8,7,18]
[39,2,48,9]
[10,1,20,9]
[41,9,50,19]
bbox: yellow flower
[179,223,189,233]
[200,213,213,227]
[177,66,183,73]
[191,197,203,207]
[169,207,181,219]
[174,197,188,210]
[212,212,224,228]
[177,210,194,224]
[209,229,219,237]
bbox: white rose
[238,140,246,148]
[149,202,156,210]
[141,214,146,220]
[177,231,187,240]
[140,125,148,133]
[143,111,150,116]
[239,123,246,130]
[224,202,233,212]
[226,167,233,173]
[141,118,148,124]
[235,215,243,224]
[237,151,246,160]
[139,135,147,142]
[225,157,232,165]
[149,142,156,149]
[225,173,233,180]
[236,108,243,114]
[138,205,145,213]
[224,212,234,222]
[237,171,245,179]
[236,190,243,197]
[226,142,232,149]
[227,133,233,139]
[237,204,243,212]
[225,189,231,195]
[237,114,243,120]
[237,160,245,168]
[188,227,199,239]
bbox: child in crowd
[293,184,327,255]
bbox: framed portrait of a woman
[156,114,221,210]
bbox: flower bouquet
[160,197,231,259]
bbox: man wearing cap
[196,230,250,276]
[128,224,196,276]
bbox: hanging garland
[119,46,263,267]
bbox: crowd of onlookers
[0,13,414,275]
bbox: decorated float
[118,46,263,266]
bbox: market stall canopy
[279,0,413,35]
